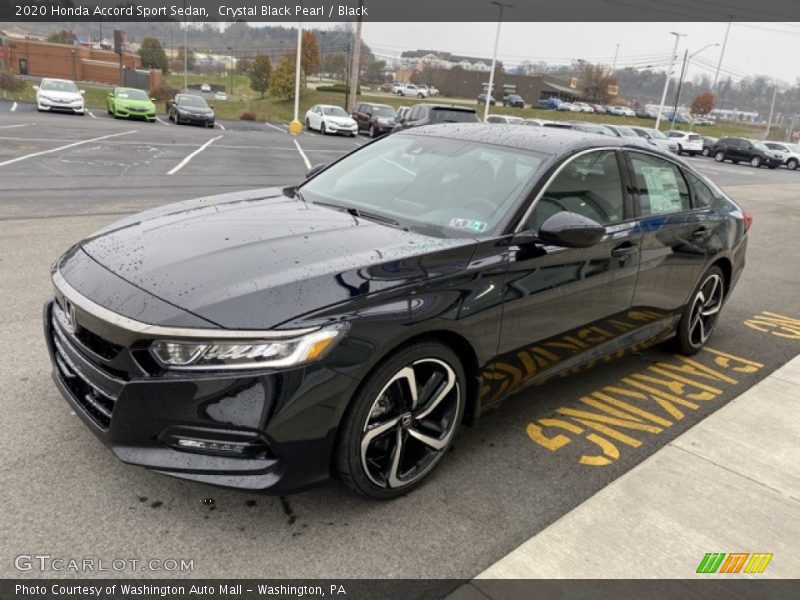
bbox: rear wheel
[714,151,725,162]
[674,266,725,355]
[335,341,465,499]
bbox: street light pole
[611,43,620,72]
[182,0,187,91]
[289,22,303,135]
[765,84,778,139]
[228,46,234,95]
[484,1,512,122]
[713,18,732,90]
[654,31,684,131]
[670,43,719,129]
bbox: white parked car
[574,102,595,113]
[395,84,427,98]
[629,126,680,154]
[214,91,228,101]
[304,104,358,136]
[485,115,524,124]
[34,78,85,115]
[200,83,211,92]
[556,102,581,112]
[666,130,704,155]
[764,142,800,170]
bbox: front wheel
[335,341,465,499]
[674,266,725,355]
[702,147,710,157]
[750,156,762,168]
[787,158,798,170]
[714,151,725,162]
[320,122,326,135]
[369,124,376,138]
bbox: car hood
[179,105,213,115]
[39,90,81,101]
[324,116,356,126]
[77,189,475,329]
[119,98,154,108]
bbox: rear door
[625,150,718,316]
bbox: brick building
[0,33,161,89]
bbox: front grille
[50,303,124,430]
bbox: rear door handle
[611,242,638,258]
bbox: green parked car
[107,87,157,122]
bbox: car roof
[415,103,477,113]
[399,123,651,155]
[318,104,345,109]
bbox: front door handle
[611,242,638,258]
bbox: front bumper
[177,112,214,126]
[114,106,156,120]
[43,298,356,492]
[38,99,84,113]
[326,122,357,135]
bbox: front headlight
[149,326,345,370]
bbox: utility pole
[228,46,234,95]
[765,84,778,139]
[655,32,684,131]
[289,23,303,134]
[611,43,620,72]
[182,0,188,91]
[346,0,363,115]
[713,18,732,91]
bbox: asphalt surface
[1,100,799,580]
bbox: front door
[490,149,642,401]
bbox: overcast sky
[352,22,800,85]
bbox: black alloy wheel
[675,266,725,355]
[335,341,464,499]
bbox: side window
[685,171,715,208]
[417,107,429,121]
[525,150,624,231]
[630,153,691,216]
[407,106,420,121]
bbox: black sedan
[711,137,781,168]
[44,126,750,498]
[168,93,215,127]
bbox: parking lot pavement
[1,105,799,580]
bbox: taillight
[742,211,753,232]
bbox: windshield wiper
[314,200,402,228]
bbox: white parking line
[155,116,169,126]
[10,102,17,112]
[167,135,223,175]
[215,122,226,131]
[0,129,136,168]
[0,123,29,129]
[265,122,287,133]
[86,110,97,119]
[293,139,311,169]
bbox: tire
[750,156,762,168]
[335,340,465,499]
[304,117,310,129]
[787,158,798,170]
[418,93,424,99]
[702,147,710,157]
[677,144,683,155]
[714,151,725,162]
[369,124,375,138]
[674,266,725,355]
[320,122,326,135]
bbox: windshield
[117,88,149,101]
[430,109,479,124]
[614,126,639,138]
[648,129,668,139]
[754,142,769,151]
[323,107,348,117]
[373,106,396,118]
[41,80,78,93]
[301,134,547,236]
[788,144,800,153]
[178,95,208,108]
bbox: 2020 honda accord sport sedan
[44,126,750,498]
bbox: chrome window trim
[514,146,622,233]
[52,271,319,340]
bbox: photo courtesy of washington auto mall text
[0,0,799,598]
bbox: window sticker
[639,165,682,213]
[449,217,488,232]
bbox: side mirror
[108,92,114,97]
[209,104,215,109]
[33,85,39,91]
[305,164,327,179]
[150,97,156,102]
[80,90,85,95]
[538,211,605,248]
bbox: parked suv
[395,104,479,130]
[477,93,496,105]
[502,94,525,108]
[711,137,781,168]
[352,102,398,138]
[666,131,704,155]
[763,142,800,170]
